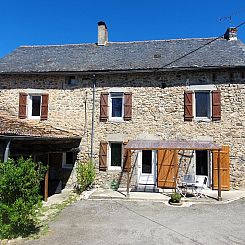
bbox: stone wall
[0,68,244,189]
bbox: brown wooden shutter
[123,142,131,171]
[100,93,109,122]
[212,145,230,190]
[124,92,132,121]
[99,141,108,171]
[41,94,49,120]
[184,91,193,121]
[212,90,221,121]
[157,149,178,188]
[18,93,27,119]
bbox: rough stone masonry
[0,68,244,189]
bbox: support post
[217,149,222,201]
[126,169,130,198]
[44,169,49,202]
[126,150,131,198]
[44,154,50,202]
[4,140,11,162]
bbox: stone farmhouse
[0,22,244,200]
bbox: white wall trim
[187,84,217,91]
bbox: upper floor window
[194,91,211,119]
[184,85,221,122]
[110,92,123,120]
[19,92,49,120]
[100,92,132,122]
[28,95,42,119]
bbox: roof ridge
[18,37,224,48]
[109,37,223,44]
[19,43,96,48]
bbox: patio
[124,139,230,201]
[88,188,245,204]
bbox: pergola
[125,140,227,201]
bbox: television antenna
[219,9,245,26]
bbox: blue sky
[0,0,244,58]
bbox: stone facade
[0,68,244,189]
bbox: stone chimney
[224,27,237,41]
[98,21,108,46]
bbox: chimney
[98,21,108,46]
[224,27,237,41]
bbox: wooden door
[212,146,230,190]
[157,149,178,188]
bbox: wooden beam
[126,150,131,198]
[44,154,50,202]
[44,169,49,202]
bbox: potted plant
[110,179,119,190]
[169,192,182,206]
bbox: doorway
[138,150,156,185]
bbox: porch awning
[125,140,222,150]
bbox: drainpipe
[90,75,96,161]
[4,140,11,162]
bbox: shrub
[76,160,96,193]
[0,157,47,239]
[170,192,182,203]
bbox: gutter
[0,66,245,76]
[0,135,81,141]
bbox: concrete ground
[25,196,245,245]
[89,188,245,204]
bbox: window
[28,95,42,119]
[110,93,123,120]
[184,85,221,122]
[66,76,78,86]
[62,152,75,169]
[194,91,211,119]
[109,142,123,170]
[19,93,49,120]
[100,92,132,122]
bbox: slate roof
[0,38,244,73]
[0,111,80,139]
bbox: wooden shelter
[125,140,230,201]
[0,111,81,201]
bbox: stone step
[132,185,160,193]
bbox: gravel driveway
[25,198,245,245]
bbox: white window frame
[28,94,42,120]
[108,142,123,170]
[193,91,212,121]
[109,92,124,122]
[188,85,216,122]
[62,152,74,169]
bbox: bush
[170,192,182,203]
[0,157,47,239]
[76,160,96,193]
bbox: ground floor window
[62,152,75,169]
[109,142,122,170]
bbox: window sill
[109,118,124,122]
[27,117,41,120]
[194,117,211,122]
[108,167,122,171]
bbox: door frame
[137,150,157,185]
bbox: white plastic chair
[177,174,196,197]
[194,175,208,198]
